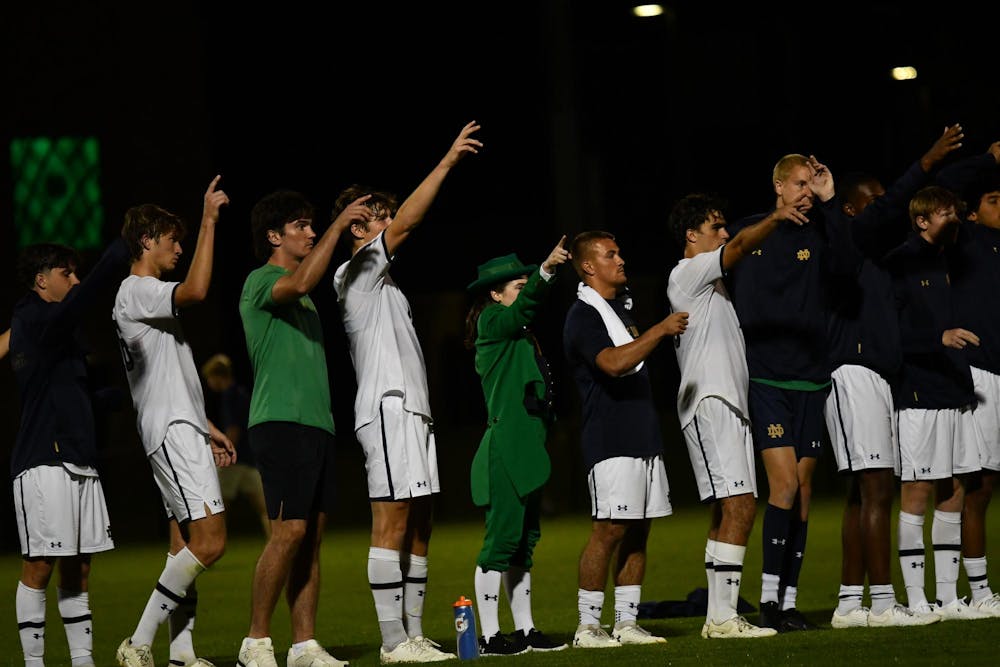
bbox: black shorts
[748,382,829,459]
[248,421,336,520]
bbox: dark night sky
[2,0,1000,542]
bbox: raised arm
[723,194,811,270]
[174,176,229,308]
[383,121,482,256]
[595,311,688,378]
[270,195,372,305]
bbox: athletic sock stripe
[838,594,863,600]
[170,661,186,666]
[61,613,92,624]
[899,548,925,557]
[155,582,187,604]
[968,574,989,582]
[932,544,962,552]
[404,576,428,583]
[18,621,45,629]
[714,564,743,573]
[370,581,404,590]
[705,562,715,570]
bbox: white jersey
[667,245,749,427]
[333,231,431,430]
[113,275,208,455]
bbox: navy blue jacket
[951,220,1000,375]
[883,233,975,409]
[10,239,129,478]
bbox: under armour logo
[767,424,784,439]
[50,541,62,548]
[797,249,811,261]
[920,279,930,287]
[953,557,960,564]
[795,551,803,559]
[921,467,932,474]
[212,499,221,506]
[416,481,427,488]
[418,590,425,597]
[811,440,821,448]
[911,562,925,569]
[726,578,740,586]
[733,481,745,487]
[525,589,531,596]
[751,249,762,256]
[771,538,786,546]
[629,602,638,609]
[589,605,601,611]
[484,594,499,601]
[85,628,92,635]
[106,526,112,538]
[870,453,880,460]
[617,504,628,511]
[160,604,170,612]
[33,633,42,640]
[394,594,402,601]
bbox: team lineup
[6,120,1000,665]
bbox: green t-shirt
[239,263,335,435]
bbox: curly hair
[668,193,727,247]
[250,190,315,261]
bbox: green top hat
[467,253,537,292]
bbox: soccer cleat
[935,597,992,621]
[379,637,453,663]
[969,593,1000,617]
[830,606,869,629]
[238,637,279,667]
[868,603,940,627]
[572,624,620,648]
[778,607,815,631]
[287,639,349,667]
[510,628,567,652]
[117,638,154,667]
[700,623,709,639]
[705,616,778,639]
[758,601,782,630]
[611,621,667,645]
[479,633,525,656]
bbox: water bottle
[453,595,479,660]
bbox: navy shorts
[748,382,829,459]
[248,421,336,520]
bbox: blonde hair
[772,154,810,184]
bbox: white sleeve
[340,231,391,293]
[123,277,179,322]
[670,246,725,297]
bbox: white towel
[576,282,642,375]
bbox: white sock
[290,639,313,657]
[614,585,641,625]
[869,584,896,615]
[964,556,992,601]
[58,587,94,666]
[401,553,428,639]
[836,584,864,614]
[711,542,746,624]
[369,547,406,650]
[578,589,604,627]
[132,547,205,647]
[17,581,46,666]
[168,557,197,664]
[502,567,534,634]
[932,510,962,605]
[760,573,780,604]
[474,567,502,639]
[704,539,717,624]
[898,511,927,607]
[781,586,798,611]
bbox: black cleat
[513,628,568,652]
[759,601,782,630]
[480,632,527,656]
[779,607,816,632]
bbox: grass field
[1,499,998,666]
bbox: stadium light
[891,66,918,81]
[632,4,664,18]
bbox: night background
[3,0,1000,548]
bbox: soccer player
[113,176,237,666]
[332,121,480,663]
[563,231,686,648]
[237,189,371,667]
[10,238,129,667]
[667,192,812,638]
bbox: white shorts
[683,398,757,501]
[972,367,1000,471]
[357,394,440,501]
[898,407,983,480]
[588,455,672,520]
[13,464,114,557]
[824,365,899,474]
[149,421,225,522]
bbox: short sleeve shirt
[239,264,335,435]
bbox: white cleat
[830,607,870,629]
[969,593,1000,617]
[117,638,154,667]
[187,660,217,667]
[611,621,667,645]
[287,639,349,667]
[379,637,453,663]
[936,597,992,621]
[572,624,620,648]
[705,616,777,638]
[908,600,943,621]
[868,603,940,627]
[238,637,279,667]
